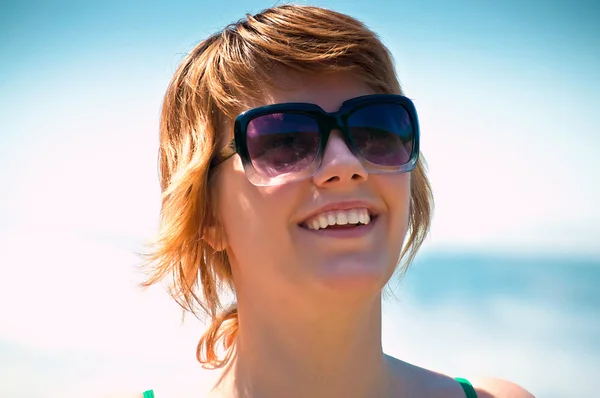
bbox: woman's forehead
[239,72,375,112]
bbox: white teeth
[358,210,370,225]
[311,219,320,230]
[318,215,328,229]
[305,208,372,230]
[336,212,348,225]
[362,212,370,225]
[327,213,336,225]
[347,209,359,224]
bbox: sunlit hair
[142,4,433,369]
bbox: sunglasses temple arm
[211,138,237,167]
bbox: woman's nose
[311,131,368,187]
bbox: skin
[107,73,535,398]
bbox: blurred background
[1,0,598,396]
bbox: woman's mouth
[300,208,374,231]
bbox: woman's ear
[203,225,227,252]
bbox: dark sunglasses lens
[347,103,414,166]
[246,113,320,178]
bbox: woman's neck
[213,293,395,398]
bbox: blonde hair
[142,4,433,369]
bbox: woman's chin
[307,254,396,298]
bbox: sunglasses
[211,94,420,186]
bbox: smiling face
[213,73,411,305]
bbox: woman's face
[213,73,411,304]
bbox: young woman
[134,4,534,398]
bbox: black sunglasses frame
[211,94,420,184]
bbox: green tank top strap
[455,378,477,398]
[142,390,155,398]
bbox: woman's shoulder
[386,356,534,398]
[470,376,535,398]
[419,371,534,398]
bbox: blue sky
[2,0,599,254]
[1,1,599,397]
